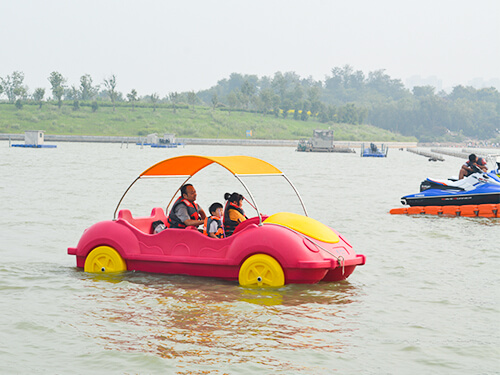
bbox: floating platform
[151,144,179,148]
[136,142,184,148]
[296,129,356,153]
[11,144,57,148]
[390,204,499,218]
[361,143,388,157]
[296,146,355,153]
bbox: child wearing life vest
[203,202,224,238]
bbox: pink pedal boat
[68,155,365,286]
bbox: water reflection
[80,271,360,307]
[76,271,360,372]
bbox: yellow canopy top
[140,155,283,177]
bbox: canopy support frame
[113,176,140,220]
[234,175,263,225]
[112,156,309,222]
[165,175,194,213]
[282,174,309,217]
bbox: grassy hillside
[0,102,417,142]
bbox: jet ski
[401,164,500,207]
[489,154,500,179]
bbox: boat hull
[402,192,500,206]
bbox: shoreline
[0,133,418,148]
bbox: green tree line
[1,67,499,142]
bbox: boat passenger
[223,192,248,237]
[166,184,207,229]
[203,202,224,238]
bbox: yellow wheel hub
[238,254,285,287]
[84,246,127,273]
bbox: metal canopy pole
[112,171,308,223]
[234,175,263,225]
[282,174,309,217]
[113,176,140,220]
[165,175,193,213]
[113,175,194,220]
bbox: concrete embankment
[0,133,418,148]
[430,148,470,159]
[407,148,445,161]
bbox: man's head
[209,202,223,217]
[181,184,197,202]
[468,154,477,163]
[477,157,487,166]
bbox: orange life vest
[166,197,200,228]
[203,216,224,238]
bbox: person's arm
[184,218,204,227]
[229,209,246,223]
[176,205,204,227]
[208,221,220,238]
[183,206,206,227]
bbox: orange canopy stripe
[140,155,283,177]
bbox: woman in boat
[223,192,248,237]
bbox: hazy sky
[1,0,499,97]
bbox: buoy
[407,206,425,215]
[424,206,442,215]
[390,204,498,218]
[477,204,498,218]
[389,207,407,215]
[442,206,461,216]
[459,205,479,217]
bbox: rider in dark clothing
[459,154,487,179]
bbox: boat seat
[117,207,168,233]
[426,178,466,190]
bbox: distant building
[25,130,45,146]
[467,77,500,91]
[297,129,335,152]
[405,75,443,92]
[146,133,159,145]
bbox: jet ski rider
[459,154,487,179]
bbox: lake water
[0,141,498,374]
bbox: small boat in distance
[297,129,354,153]
[361,143,388,157]
[136,133,184,148]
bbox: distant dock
[11,144,57,148]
